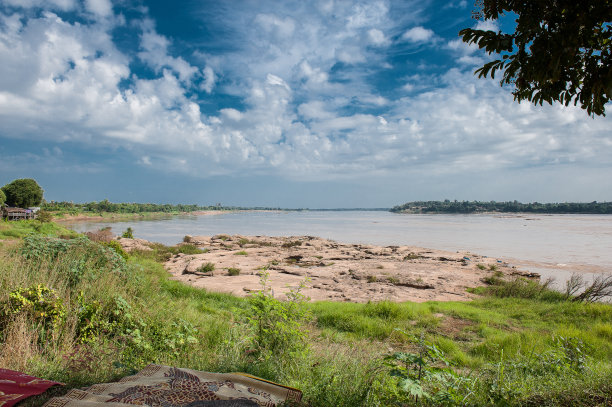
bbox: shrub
[477,264,487,270]
[122,227,134,239]
[486,277,565,302]
[227,267,241,276]
[103,240,128,260]
[234,250,248,256]
[403,253,422,260]
[198,262,215,274]
[281,240,302,248]
[367,275,377,283]
[20,235,128,286]
[2,284,65,331]
[86,227,113,242]
[36,210,53,223]
[183,235,192,243]
[245,271,311,359]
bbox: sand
[157,234,536,303]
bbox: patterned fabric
[43,365,302,407]
[0,368,63,407]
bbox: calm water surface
[63,211,612,283]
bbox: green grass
[1,220,611,406]
[0,219,77,240]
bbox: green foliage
[486,277,567,302]
[227,267,241,276]
[121,227,134,239]
[2,284,65,331]
[0,219,77,240]
[198,262,215,273]
[385,333,475,405]
[1,178,44,208]
[460,0,612,116]
[36,210,53,223]
[177,244,204,254]
[20,234,128,286]
[245,271,311,359]
[281,240,302,248]
[390,200,612,214]
[102,240,128,260]
[234,250,248,256]
[0,189,5,206]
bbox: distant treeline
[43,200,226,213]
[390,200,612,214]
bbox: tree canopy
[0,189,5,206]
[460,0,612,116]
[1,178,44,208]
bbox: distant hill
[390,200,612,214]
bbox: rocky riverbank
[157,234,535,302]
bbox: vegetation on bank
[0,220,611,406]
[390,200,612,214]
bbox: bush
[198,262,215,274]
[245,271,311,359]
[122,227,134,239]
[1,178,44,208]
[227,267,241,276]
[103,240,128,260]
[2,284,65,331]
[20,235,128,286]
[234,250,248,256]
[85,227,113,242]
[36,210,53,223]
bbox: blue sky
[0,0,610,208]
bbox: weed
[489,264,498,271]
[387,276,400,285]
[282,240,302,248]
[178,244,204,255]
[245,271,311,359]
[122,227,134,239]
[102,240,128,260]
[227,268,241,276]
[367,275,377,283]
[477,264,486,270]
[403,253,422,261]
[198,262,215,274]
[234,250,248,256]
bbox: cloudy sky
[0,0,610,208]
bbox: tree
[1,178,44,208]
[460,0,612,116]
[0,189,5,206]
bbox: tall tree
[1,178,44,208]
[460,0,612,116]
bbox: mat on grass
[42,364,302,407]
[0,368,63,407]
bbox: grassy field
[0,219,611,406]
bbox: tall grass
[0,221,611,406]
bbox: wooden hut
[2,207,36,220]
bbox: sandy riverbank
[140,234,537,303]
[54,210,230,222]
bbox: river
[62,211,612,288]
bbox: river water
[62,211,612,287]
